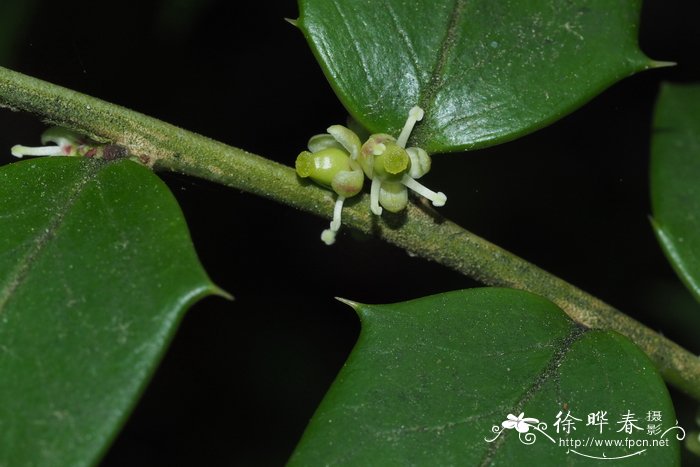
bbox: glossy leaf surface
[651,83,700,306]
[290,289,679,465]
[298,0,653,153]
[0,157,222,465]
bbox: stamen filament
[370,177,383,215]
[11,145,64,158]
[321,195,347,245]
[396,106,424,148]
[401,174,447,207]
[330,195,345,231]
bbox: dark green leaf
[0,157,224,466]
[298,0,655,153]
[290,289,679,465]
[651,83,700,306]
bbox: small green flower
[360,106,446,215]
[296,106,447,245]
[296,127,364,245]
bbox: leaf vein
[0,162,106,315]
[384,0,423,84]
[414,0,466,145]
[478,324,589,466]
[331,1,379,100]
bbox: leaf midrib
[413,0,466,147]
[0,161,106,314]
[479,323,589,466]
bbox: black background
[1,0,699,465]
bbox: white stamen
[401,174,447,207]
[370,177,383,215]
[396,106,424,148]
[320,196,346,245]
[330,195,345,231]
[11,145,64,158]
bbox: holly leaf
[651,83,700,307]
[0,157,225,465]
[290,289,680,465]
[298,0,657,153]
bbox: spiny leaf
[298,0,656,153]
[290,289,679,465]
[0,157,225,466]
[651,83,700,307]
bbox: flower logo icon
[502,413,540,433]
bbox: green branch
[1,65,699,400]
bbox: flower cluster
[296,106,446,245]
